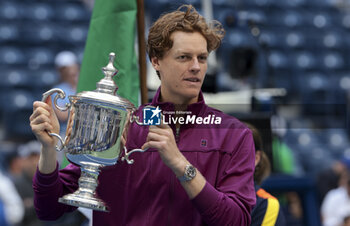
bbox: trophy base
[59,192,108,212]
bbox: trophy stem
[58,162,108,212]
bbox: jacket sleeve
[191,128,256,226]
[32,163,80,220]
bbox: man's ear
[151,57,160,71]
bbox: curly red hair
[147,4,225,61]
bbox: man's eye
[199,56,207,61]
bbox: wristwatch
[178,164,197,182]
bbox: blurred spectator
[344,216,350,226]
[316,157,350,204]
[53,51,79,167]
[80,0,94,11]
[7,151,23,180]
[53,50,79,129]
[246,123,286,226]
[0,170,24,225]
[321,173,350,226]
[13,141,42,226]
[0,200,7,226]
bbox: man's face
[151,31,208,105]
[60,64,79,88]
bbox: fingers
[30,105,50,122]
[30,121,53,135]
[149,124,172,134]
[142,126,172,150]
[30,100,55,134]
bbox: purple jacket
[33,88,256,226]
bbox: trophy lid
[71,52,135,110]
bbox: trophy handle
[129,106,160,126]
[121,146,148,164]
[41,88,70,152]
[129,111,144,125]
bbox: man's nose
[190,58,200,72]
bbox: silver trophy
[41,52,146,212]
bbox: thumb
[44,96,55,113]
[141,142,149,150]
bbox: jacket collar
[150,87,206,117]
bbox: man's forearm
[172,158,206,199]
[38,146,57,174]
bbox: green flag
[78,0,139,106]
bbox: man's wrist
[177,164,197,182]
[172,157,189,178]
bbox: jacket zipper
[168,125,180,226]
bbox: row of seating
[0,1,90,22]
[284,126,350,175]
[0,22,88,45]
[0,47,84,67]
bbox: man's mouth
[184,78,200,82]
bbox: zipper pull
[175,127,180,143]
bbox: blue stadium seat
[324,129,350,156]
[0,90,35,112]
[292,51,317,70]
[0,23,19,43]
[0,1,21,21]
[270,0,306,9]
[320,52,345,70]
[322,31,344,49]
[0,47,25,66]
[0,68,31,89]
[237,9,267,26]
[311,12,333,29]
[285,31,305,49]
[57,24,89,45]
[298,72,335,115]
[268,10,305,28]
[224,28,257,48]
[243,0,272,8]
[283,10,304,27]
[26,47,55,69]
[20,3,55,21]
[21,22,56,44]
[215,9,237,29]
[267,51,290,70]
[29,68,59,92]
[258,30,285,49]
[341,14,350,29]
[55,3,90,22]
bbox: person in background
[321,173,350,226]
[53,50,79,167]
[316,157,350,205]
[53,51,79,133]
[13,141,87,226]
[246,123,286,226]
[343,216,350,226]
[13,141,42,226]
[30,5,256,225]
[0,169,24,226]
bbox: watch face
[186,165,197,178]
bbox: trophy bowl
[41,53,146,212]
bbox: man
[30,5,256,225]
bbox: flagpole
[136,0,148,105]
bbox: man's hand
[30,96,60,149]
[141,122,206,199]
[141,123,187,175]
[30,96,60,174]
